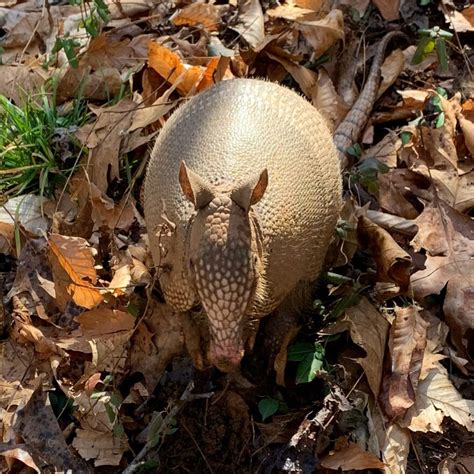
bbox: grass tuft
[0,90,89,197]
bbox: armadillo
[144,32,403,372]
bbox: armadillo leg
[181,311,208,370]
[263,281,313,383]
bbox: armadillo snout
[208,338,245,372]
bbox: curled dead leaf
[358,216,412,293]
[379,306,427,419]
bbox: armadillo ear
[179,161,215,209]
[231,168,268,212]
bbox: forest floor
[0,0,473,473]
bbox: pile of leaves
[0,0,473,472]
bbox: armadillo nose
[208,342,244,373]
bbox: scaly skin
[333,31,407,168]
[144,79,342,371]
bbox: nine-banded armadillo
[144,32,403,372]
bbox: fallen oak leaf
[48,233,103,309]
[410,201,474,299]
[171,3,223,32]
[400,363,473,433]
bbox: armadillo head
[179,161,268,372]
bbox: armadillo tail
[334,31,407,168]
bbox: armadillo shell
[144,79,342,314]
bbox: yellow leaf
[49,233,102,309]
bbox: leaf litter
[0,0,473,472]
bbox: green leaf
[113,423,125,438]
[295,348,325,384]
[436,38,449,72]
[357,157,390,175]
[258,398,279,421]
[400,131,412,145]
[287,342,315,362]
[435,86,448,98]
[347,143,362,158]
[109,392,123,407]
[103,374,113,385]
[435,111,445,128]
[412,36,435,65]
[90,390,107,400]
[105,402,117,424]
[420,0,431,5]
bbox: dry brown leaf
[72,416,128,467]
[462,5,474,26]
[410,201,474,299]
[313,68,349,129]
[379,306,427,419]
[323,297,389,397]
[372,0,400,21]
[14,319,65,357]
[57,34,154,101]
[380,423,410,474]
[266,4,317,21]
[443,276,474,363]
[5,238,57,321]
[108,264,132,297]
[358,216,412,293]
[13,385,90,472]
[297,9,345,58]
[89,184,136,231]
[233,0,265,49]
[90,331,132,373]
[76,308,135,336]
[264,49,318,102]
[441,0,474,32]
[377,48,405,99]
[294,0,325,10]
[0,65,50,107]
[457,107,474,156]
[171,3,222,31]
[362,131,401,168]
[0,444,40,473]
[377,169,430,219]
[129,303,184,391]
[320,437,385,470]
[49,233,103,309]
[86,98,136,192]
[401,363,473,433]
[128,86,178,132]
